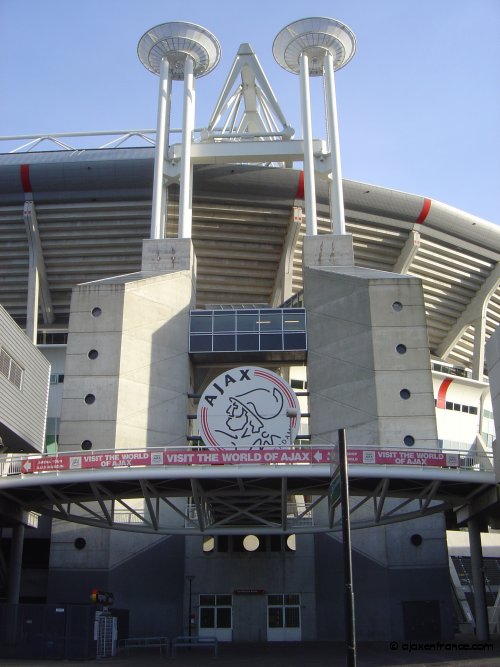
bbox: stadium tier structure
[1,18,500,652]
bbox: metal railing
[0,126,266,154]
[0,445,494,479]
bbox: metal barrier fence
[0,445,494,479]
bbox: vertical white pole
[151,57,172,239]
[299,52,317,236]
[179,56,195,239]
[324,52,346,235]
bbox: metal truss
[0,464,494,535]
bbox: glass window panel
[213,334,236,352]
[216,607,232,628]
[284,594,300,605]
[270,535,283,552]
[217,536,229,552]
[268,607,283,628]
[237,333,259,351]
[258,313,282,332]
[190,314,213,333]
[213,312,236,332]
[216,595,232,606]
[190,335,212,352]
[203,536,215,552]
[268,595,283,605]
[237,313,260,332]
[283,313,305,331]
[200,607,215,628]
[200,595,216,606]
[284,333,307,350]
[285,607,300,628]
[260,333,283,351]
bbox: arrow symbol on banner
[22,460,32,473]
[313,451,323,463]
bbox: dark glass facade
[189,309,307,354]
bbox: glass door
[267,594,301,641]
[199,594,233,641]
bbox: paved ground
[1,640,500,667]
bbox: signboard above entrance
[197,367,301,450]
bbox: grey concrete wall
[304,264,437,449]
[185,534,317,641]
[47,532,185,637]
[49,239,196,631]
[58,238,196,452]
[314,515,454,640]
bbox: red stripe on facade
[416,197,431,224]
[436,377,453,409]
[20,164,32,193]
[295,171,304,200]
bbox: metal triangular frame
[204,43,293,142]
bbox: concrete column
[468,517,490,641]
[7,523,25,604]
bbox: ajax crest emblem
[198,367,301,450]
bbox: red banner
[19,447,459,474]
[346,449,459,467]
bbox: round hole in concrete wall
[400,388,411,399]
[84,394,95,405]
[81,440,93,450]
[396,344,407,354]
[392,301,403,311]
[88,349,99,360]
[91,307,102,317]
[410,534,423,546]
[74,537,87,550]
[404,435,415,447]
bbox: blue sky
[1,0,499,224]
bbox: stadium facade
[1,17,500,648]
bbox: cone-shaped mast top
[137,21,221,79]
[273,16,356,76]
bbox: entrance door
[199,594,233,641]
[267,594,301,641]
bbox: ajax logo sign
[198,367,301,450]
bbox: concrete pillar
[468,518,490,641]
[7,523,25,604]
[303,238,438,449]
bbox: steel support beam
[436,263,500,363]
[393,229,421,274]
[7,523,24,604]
[178,56,195,239]
[323,53,346,236]
[299,52,317,236]
[23,200,54,342]
[468,517,490,641]
[150,57,172,239]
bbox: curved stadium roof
[0,146,498,371]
